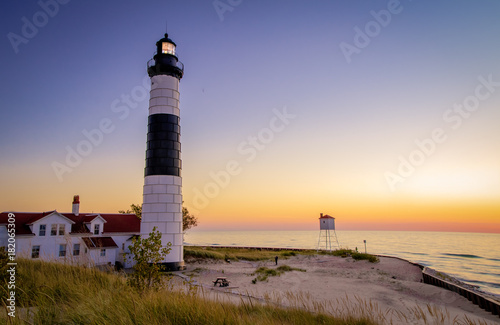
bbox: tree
[125,227,171,292]
[119,203,198,232]
[182,206,198,231]
[118,203,142,219]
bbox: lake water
[184,230,500,297]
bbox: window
[58,224,65,236]
[162,42,175,55]
[100,249,106,257]
[73,244,80,256]
[32,246,40,258]
[51,224,57,236]
[59,244,66,257]
[39,224,46,236]
[94,224,100,235]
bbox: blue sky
[1,0,499,231]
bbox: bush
[277,265,306,272]
[351,252,379,263]
[125,227,171,292]
[252,265,306,283]
[324,249,379,263]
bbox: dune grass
[318,249,379,263]
[252,265,307,283]
[185,246,379,263]
[184,246,317,262]
[1,258,378,324]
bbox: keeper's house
[0,196,140,268]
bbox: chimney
[72,195,80,216]
[320,213,323,218]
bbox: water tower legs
[317,228,340,252]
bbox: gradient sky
[1,0,499,232]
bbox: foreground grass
[0,259,378,325]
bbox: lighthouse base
[159,261,185,271]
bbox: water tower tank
[319,213,335,230]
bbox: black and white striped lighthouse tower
[141,33,185,270]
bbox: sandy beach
[179,254,499,324]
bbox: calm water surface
[184,230,500,297]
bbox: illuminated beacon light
[162,42,175,55]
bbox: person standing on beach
[275,256,278,265]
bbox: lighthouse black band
[145,114,181,177]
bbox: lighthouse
[141,33,185,270]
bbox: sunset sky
[1,1,499,232]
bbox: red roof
[0,211,140,235]
[99,214,140,233]
[82,237,118,249]
[319,214,334,219]
[0,211,56,235]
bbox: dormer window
[94,224,100,235]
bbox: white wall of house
[88,247,116,266]
[20,212,74,260]
[0,227,7,246]
[8,234,87,263]
[110,234,132,265]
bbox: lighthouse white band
[141,174,183,263]
[149,75,180,116]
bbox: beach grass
[317,249,379,263]
[184,246,316,261]
[1,258,379,324]
[251,265,307,283]
[185,246,379,263]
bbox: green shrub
[322,249,379,263]
[350,252,379,263]
[277,265,306,272]
[251,265,306,284]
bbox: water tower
[317,213,340,251]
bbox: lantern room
[147,33,184,79]
[158,34,176,56]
